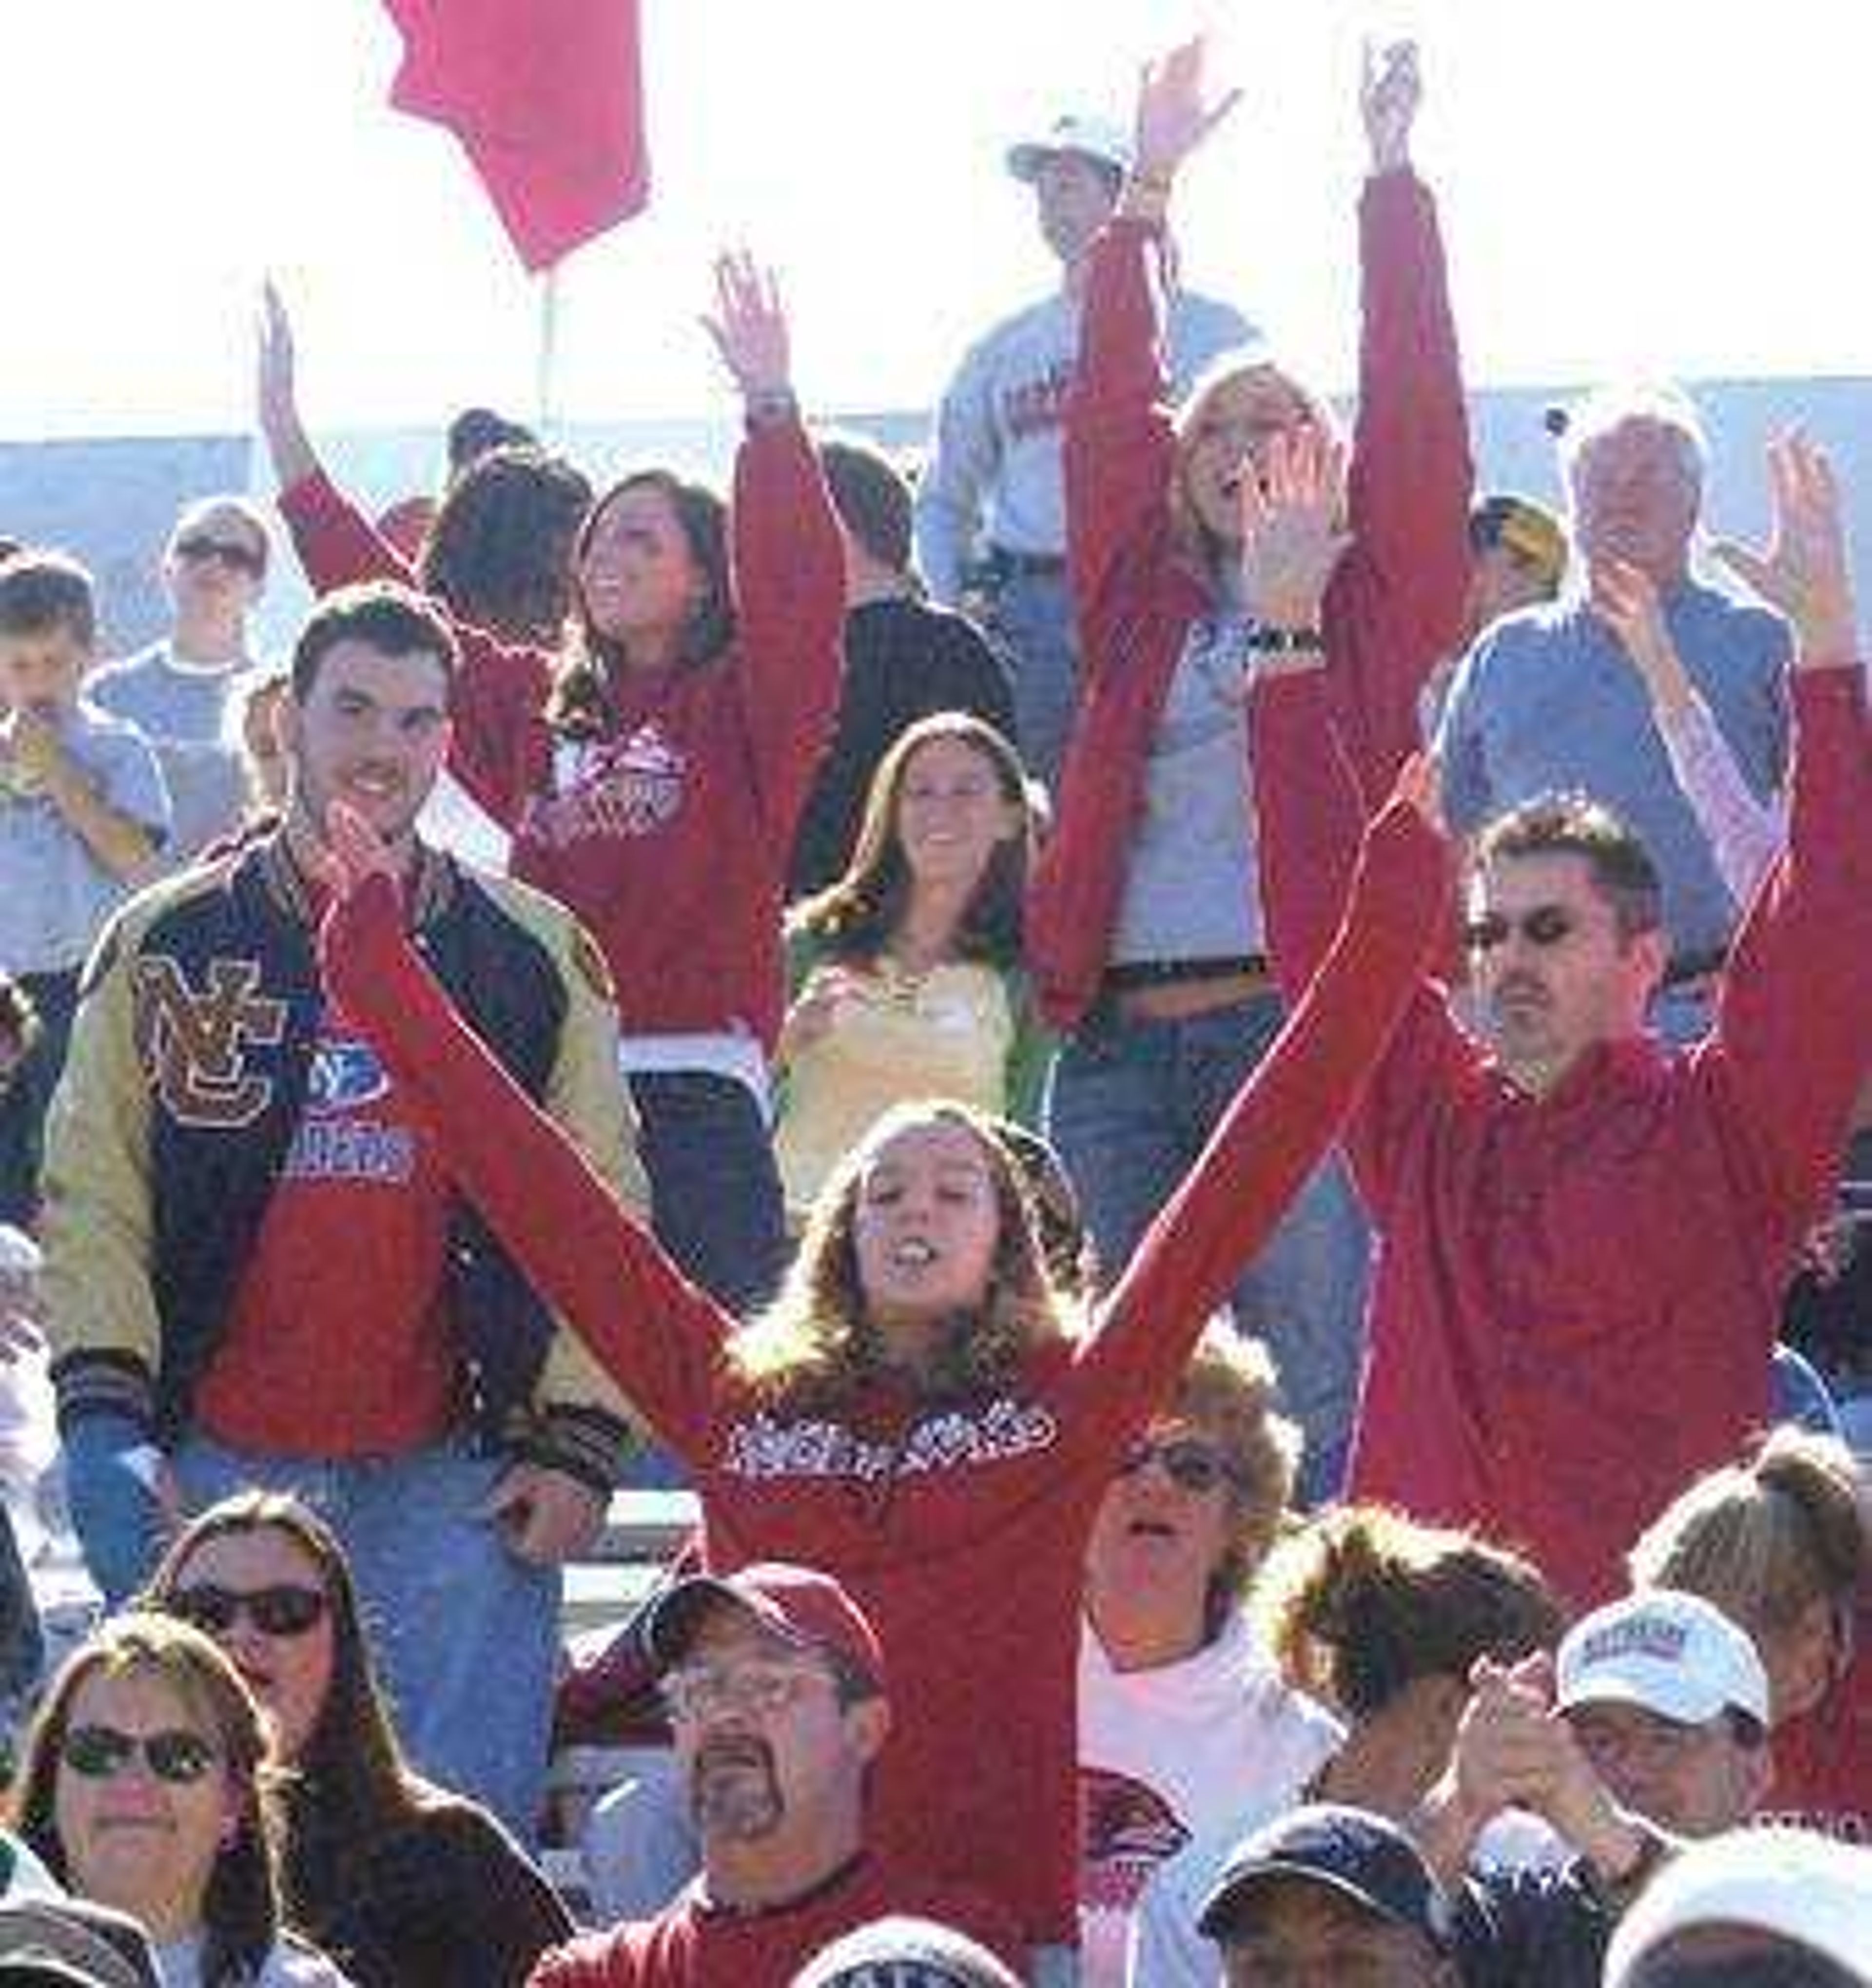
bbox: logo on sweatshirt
[1079,1767,1190,1913]
[526,724,689,847]
[306,1037,390,1113]
[282,1027,413,1185]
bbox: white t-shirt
[1078,1613,1342,1988]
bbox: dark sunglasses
[1464,905,1578,953]
[61,1723,219,1784]
[170,1583,329,1638]
[174,535,265,577]
[1116,1434,1236,1494]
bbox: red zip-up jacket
[278,422,844,1051]
[320,789,1448,1949]
[1027,169,1471,1029]
[1254,660,1872,1609]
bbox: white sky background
[3,0,1869,441]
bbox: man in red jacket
[530,1562,1018,1988]
[1251,429,1872,1610]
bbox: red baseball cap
[643,1562,886,1694]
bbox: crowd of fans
[0,30,1867,1988]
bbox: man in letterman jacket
[40,582,645,1840]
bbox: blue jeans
[985,567,1080,796]
[172,1436,558,1843]
[1047,993,1371,1503]
[0,967,79,1228]
[629,1072,785,1320]
[625,1071,786,1487]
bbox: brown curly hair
[726,1100,1075,1411]
[1253,1504,1562,1718]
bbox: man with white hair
[1437,385,1790,1037]
[914,111,1252,789]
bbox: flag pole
[535,262,562,436]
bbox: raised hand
[257,278,316,487]
[1713,432,1858,663]
[1394,750,1446,836]
[316,799,401,901]
[701,252,792,403]
[1362,39,1422,175]
[1133,35,1243,184]
[1240,426,1352,629]
[1593,557,1695,711]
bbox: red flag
[385,0,649,273]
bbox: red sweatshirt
[527,1857,1019,1987]
[321,793,1447,1948]
[1254,662,1872,1610]
[1027,169,1470,1029]
[277,422,844,1050]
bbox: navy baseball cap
[1197,1804,1456,1951]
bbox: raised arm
[1328,42,1475,794]
[258,281,411,594]
[1595,558,1785,907]
[261,286,549,824]
[704,253,847,843]
[1707,436,1872,1233]
[1065,39,1240,670]
[1248,433,1472,1207]
[314,809,728,1458]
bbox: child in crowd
[0,552,169,1226]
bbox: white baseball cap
[1556,1590,1770,1729]
[1604,1826,1872,1983]
[1006,114,1134,184]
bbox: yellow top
[776,958,1015,1220]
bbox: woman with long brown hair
[259,256,844,1318]
[140,1493,570,1988]
[305,421,1448,1977]
[777,712,1049,1220]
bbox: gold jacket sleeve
[482,877,650,1463]
[39,905,160,1426]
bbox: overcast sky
[4,0,1868,439]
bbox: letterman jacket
[39,831,644,1491]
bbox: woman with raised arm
[309,409,1449,1977]
[259,259,844,1317]
[1029,40,1474,1501]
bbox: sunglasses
[173,535,265,577]
[61,1724,219,1784]
[170,1583,329,1639]
[1463,905,1578,953]
[1116,1434,1236,1494]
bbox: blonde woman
[1629,1427,1870,1842]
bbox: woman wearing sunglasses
[5,1611,351,1985]
[141,1493,572,1988]
[1076,1326,1338,1987]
